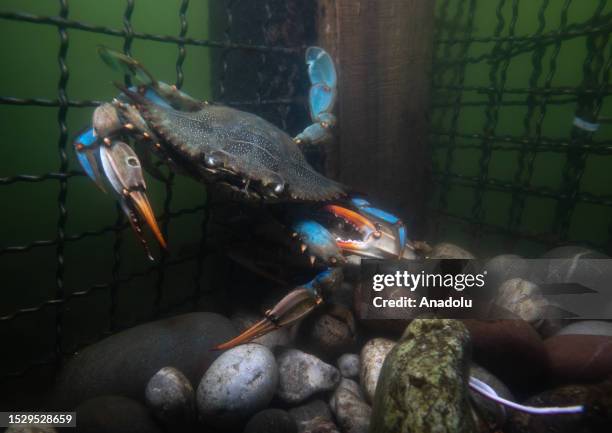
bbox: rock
[545,334,612,385]
[508,380,612,433]
[298,305,357,360]
[144,366,195,431]
[74,395,162,433]
[542,246,608,284]
[5,426,57,433]
[556,320,612,337]
[359,338,395,403]
[352,277,410,334]
[53,312,236,409]
[464,318,547,392]
[303,418,341,433]
[484,254,529,291]
[326,281,354,310]
[276,348,340,404]
[337,354,360,379]
[469,363,514,427]
[329,378,371,433]
[231,309,291,349]
[542,246,607,260]
[287,399,340,433]
[370,319,477,433]
[197,343,277,430]
[244,409,297,433]
[430,243,475,259]
[288,400,333,433]
[494,278,549,325]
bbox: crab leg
[294,47,337,146]
[73,102,167,258]
[214,269,340,350]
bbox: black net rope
[430,0,612,254]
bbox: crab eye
[205,156,217,167]
[273,183,284,194]
[126,156,139,167]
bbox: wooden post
[317,0,434,237]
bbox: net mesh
[429,0,612,256]
[0,0,313,383]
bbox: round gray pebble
[337,354,360,379]
[360,338,395,403]
[329,378,371,433]
[276,348,340,404]
[197,343,278,429]
[145,366,195,429]
[288,399,333,432]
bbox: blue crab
[73,46,420,349]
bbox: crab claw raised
[214,287,322,351]
[99,140,167,257]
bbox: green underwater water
[0,0,221,371]
[430,0,612,256]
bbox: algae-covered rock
[369,319,476,433]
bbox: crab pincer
[74,129,166,259]
[99,140,167,257]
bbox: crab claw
[73,127,107,192]
[214,287,322,351]
[98,46,156,85]
[324,202,413,259]
[99,140,167,255]
[292,220,345,266]
[350,198,408,257]
[324,204,379,251]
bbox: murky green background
[430,0,612,256]
[0,0,222,375]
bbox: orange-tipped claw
[324,205,377,239]
[128,190,167,249]
[99,140,167,256]
[213,287,322,351]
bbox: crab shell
[123,88,345,202]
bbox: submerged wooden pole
[317,0,434,237]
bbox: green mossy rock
[369,319,477,433]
